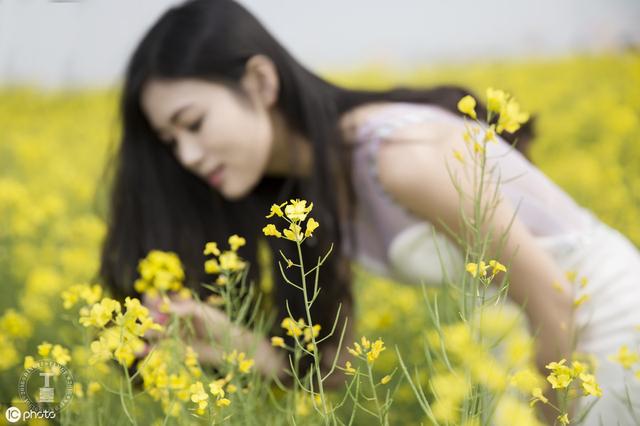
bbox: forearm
[501,247,573,369]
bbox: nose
[174,133,205,172]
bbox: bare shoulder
[374,118,471,223]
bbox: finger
[143,327,166,342]
[134,342,152,358]
[188,339,224,367]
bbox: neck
[265,109,313,178]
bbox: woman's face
[141,78,273,200]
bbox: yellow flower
[546,359,573,389]
[87,381,101,396]
[38,341,53,357]
[557,413,570,425]
[203,242,220,256]
[497,97,529,134]
[190,381,209,411]
[24,355,36,369]
[573,294,590,307]
[609,345,639,369]
[281,317,304,337]
[238,358,254,374]
[305,217,319,238]
[284,199,313,222]
[79,298,121,328]
[216,398,231,407]
[489,260,507,275]
[228,234,246,251]
[225,350,254,374]
[486,88,508,113]
[565,270,577,283]
[344,361,356,375]
[218,250,246,272]
[135,250,185,294]
[380,375,391,385]
[303,324,321,343]
[457,95,477,119]
[271,336,285,348]
[266,202,287,218]
[529,387,549,407]
[204,258,220,274]
[465,261,489,278]
[579,373,602,397]
[552,280,565,293]
[570,360,588,376]
[366,339,386,364]
[453,149,465,163]
[495,394,543,426]
[283,223,303,242]
[262,224,282,238]
[209,379,226,398]
[51,344,71,366]
[510,368,545,393]
[484,124,497,143]
[347,346,361,357]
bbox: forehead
[140,79,224,127]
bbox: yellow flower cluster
[61,283,103,310]
[23,341,72,369]
[430,372,471,423]
[137,341,202,417]
[543,358,602,397]
[203,235,247,285]
[427,321,518,395]
[189,375,234,415]
[608,344,640,376]
[458,89,530,135]
[134,250,185,297]
[347,336,386,365]
[80,296,164,367]
[0,309,34,339]
[224,349,255,374]
[262,199,319,243]
[275,317,321,352]
[465,259,507,282]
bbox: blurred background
[1,0,639,424]
[0,0,639,87]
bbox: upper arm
[376,121,573,326]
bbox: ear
[240,54,279,108]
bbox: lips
[207,165,225,188]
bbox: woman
[99,0,640,423]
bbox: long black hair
[99,0,535,354]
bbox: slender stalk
[295,238,330,423]
[366,362,386,426]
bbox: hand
[140,293,286,379]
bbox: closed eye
[187,117,204,133]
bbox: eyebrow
[155,103,194,137]
[169,103,193,125]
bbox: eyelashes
[157,115,204,148]
[188,116,204,133]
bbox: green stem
[295,237,330,423]
[366,362,385,426]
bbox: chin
[220,182,252,201]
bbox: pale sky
[0,0,638,88]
